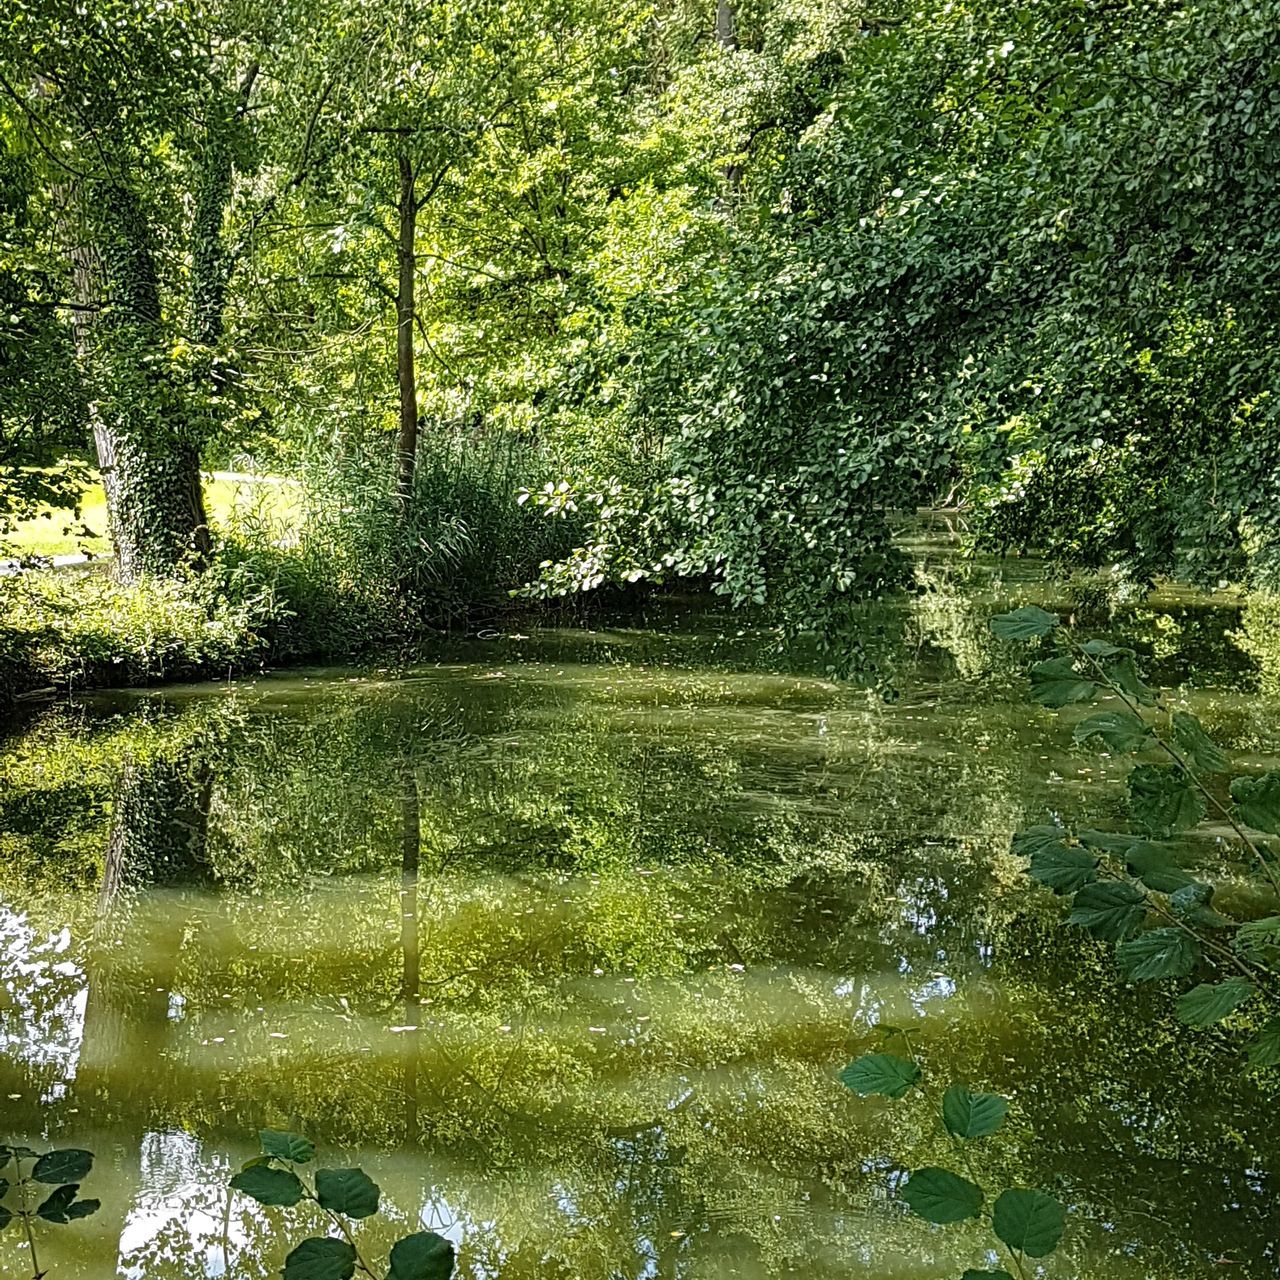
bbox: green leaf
[993,1188,1066,1257]
[1171,712,1228,772]
[64,1199,99,1221]
[1246,1018,1280,1066]
[1011,825,1068,857]
[315,1168,380,1219]
[1128,764,1203,835]
[900,1167,983,1223]
[0,1206,11,1231]
[839,1053,920,1098]
[260,1130,315,1164]
[1231,772,1280,835]
[1081,639,1126,657]
[0,1178,7,1198]
[35,1184,79,1223]
[1027,845,1097,893]
[388,1231,456,1280]
[1115,928,1200,981]
[1104,654,1156,706]
[1077,829,1140,853]
[1176,978,1256,1028]
[1124,844,1194,894]
[1235,915,1280,961]
[961,1273,1014,1280]
[1029,656,1099,708]
[31,1149,92,1184]
[1068,881,1146,941]
[941,1084,1009,1139]
[990,606,1060,640]
[229,1164,305,1207]
[282,1237,358,1280]
[1073,710,1151,753]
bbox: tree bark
[396,150,419,504]
[67,181,211,581]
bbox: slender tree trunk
[396,150,419,504]
[716,1,743,190]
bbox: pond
[1,545,1277,1278]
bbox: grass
[3,471,302,559]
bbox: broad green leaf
[0,1178,7,1198]
[990,606,1060,640]
[942,1084,1009,1139]
[1235,915,1280,961]
[35,1184,78,1222]
[1030,656,1099,708]
[1073,710,1150,753]
[315,1168,380,1219]
[1231,772,1280,835]
[1011,825,1068,857]
[260,1130,315,1164]
[0,1206,11,1231]
[1068,881,1146,941]
[1027,846,1097,893]
[31,1149,92,1184]
[838,1053,920,1098]
[1077,829,1140,853]
[229,1164,305,1207]
[388,1231,456,1280]
[1115,928,1199,981]
[993,1188,1066,1257]
[1176,978,1256,1028]
[900,1167,983,1223]
[1246,1018,1280,1066]
[1128,764,1203,835]
[961,1273,1014,1280]
[64,1199,99,1221]
[1171,712,1228,772]
[282,1237,358,1280]
[1103,654,1156,706]
[1124,844,1194,894]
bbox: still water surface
[1,550,1278,1277]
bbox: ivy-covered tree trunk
[71,183,211,582]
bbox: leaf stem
[16,1161,43,1280]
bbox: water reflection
[0,562,1277,1277]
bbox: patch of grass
[2,471,301,559]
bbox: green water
[1,553,1277,1278]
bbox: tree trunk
[716,1,743,190]
[68,182,211,581]
[396,150,419,504]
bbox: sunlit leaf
[260,1130,315,1164]
[388,1231,456,1280]
[229,1164,305,1207]
[838,1053,920,1099]
[992,1188,1066,1257]
[1231,772,1280,835]
[1068,881,1145,941]
[1027,846,1097,893]
[941,1084,1008,1139]
[1176,978,1256,1028]
[1128,764,1203,835]
[1115,928,1199,981]
[1246,1018,1280,1066]
[315,1167,380,1219]
[1072,710,1150,753]
[900,1167,983,1223]
[1171,712,1228,772]
[989,606,1059,640]
[1029,656,1098,708]
[282,1237,357,1280]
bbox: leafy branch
[992,605,1280,1066]
[0,1146,100,1280]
